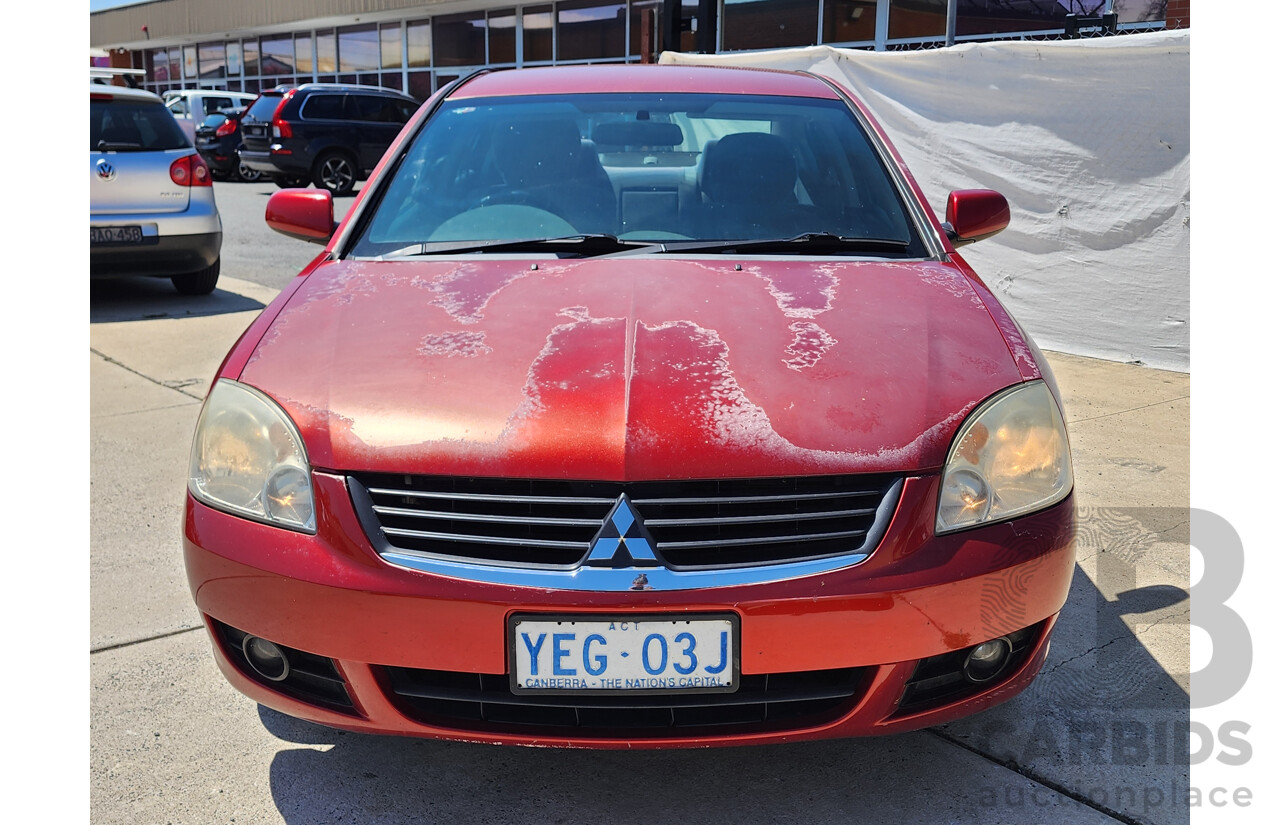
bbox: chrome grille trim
[645,507,877,527]
[372,505,601,528]
[366,486,615,506]
[381,527,590,552]
[349,474,903,587]
[633,490,879,506]
[657,528,869,551]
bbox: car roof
[293,82,414,97]
[449,65,842,101]
[90,84,162,103]
[163,89,256,99]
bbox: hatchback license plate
[91,226,143,245]
[510,615,738,694]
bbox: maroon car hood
[239,257,1025,479]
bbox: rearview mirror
[265,189,336,245]
[944,189,1010,246]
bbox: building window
[198,42,227,80]
[1114,0,1167,24]
[435,12,487,67]
[261,36,294,78]
[381,23,403,69]
[408,71,433,101]
[723,0,819,52]
[954,0,1067,37]
[316,30,338,78]
[630,0,660,58]
[557,0,626,62]
[407,20,431,68]
[243,40,260,77]
[489,9,518,65]
[888,0,945,41]
[524,6,554,63]
[823,0,877,45]
[340,24,380,75]
[295,34,313,76]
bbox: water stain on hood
[239,257,1024,479]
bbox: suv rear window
[91,99,188,151]
[245,93,284,121]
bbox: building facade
[91,0,1182,99]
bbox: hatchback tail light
[170,154,213,187]
[215,118,238,138]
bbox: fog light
[242,635,290,682]
[963,637,1012,683]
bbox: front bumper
[184,472,1076,748]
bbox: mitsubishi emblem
[585,495,659,568]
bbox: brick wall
[1167,0,1190,29]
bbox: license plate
[90,226,143,245]
[510,614,738,694]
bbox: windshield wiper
[627,233,913,256]
[378,234,654,259]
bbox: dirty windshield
[350,93,923,258]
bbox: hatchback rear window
[90,99,188,151]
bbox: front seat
[698,132,812,239]
[486,119,618,235]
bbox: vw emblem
[97,159,116,181]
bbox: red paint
[186,64,1078,748]
[947,189,1011,243]
[265,189,335,243]
[237,258,1022,479]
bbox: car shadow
[90,277,265,323]
[256,509,1190,825]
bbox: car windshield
[90,99,189,151]
[349,92,923,257]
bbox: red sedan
[184,64,1075,748]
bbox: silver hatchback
[90,85,223,295]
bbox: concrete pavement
[90,274,1190,824]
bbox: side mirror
[265,189,336,245]
[943,189,1010,247]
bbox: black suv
[238,84,419,195]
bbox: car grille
[380,666,870,735]
[348,473,900,570]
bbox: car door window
[353,95,404,123]
[301,94,346,120]
[167,98,188,117]
[204,97,234,115]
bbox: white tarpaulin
[662,31,1190,372]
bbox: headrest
[701,132,797,203]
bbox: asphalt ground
[88,179,1190,824]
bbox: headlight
[188,379,315,533]
[936,380,1072,534]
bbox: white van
[163,89,257,141]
